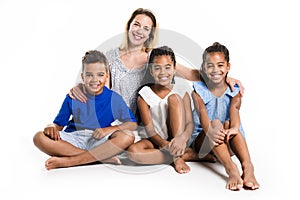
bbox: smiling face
[128,14,153,47]
[150,55,176,87]
[81,62,108,95]
[203,52,230,85]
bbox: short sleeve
[111,92,137,123]
[192,82,213,104]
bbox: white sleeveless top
[138,85,187,139]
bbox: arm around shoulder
[176,63,201,81]
[69,83,87,103]
[226,76,245,97]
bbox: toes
[244,181,254,189]
[244,181,260,190]
[226,180,243,191]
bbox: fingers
[93,129,105,139]
[70,84,88,103]
[229,83,235,93]
[55,131,61,141]
[235,79,245,97]
[224,129,238,143]
[73,89,87,103]
[171,148,185,157]
[226,78,245,97]
[43,128,60,141]
[240,85,245,97]
[225,77,236,92]
[217,130,226,143]
[215,138,224,145]
[225,133,230,143]
[167,141,186,156]
[210,131,226,146]
[163,145,180,157]
[69,89,75,99]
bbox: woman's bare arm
[176,62,245,96]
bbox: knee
[33,131,44,147]
[211,119,223,129]
[119,130,135,146]
[167,94,182,106]
[126,143,143,163]
[127,143,139,154]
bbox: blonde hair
[120,8,158,53]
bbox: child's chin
[158,81,171,86]
[87,89,101,95]
[211,78,223,83]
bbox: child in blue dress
[33,50,137,170]
[191,42,260,190]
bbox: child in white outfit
[127,46,203,174]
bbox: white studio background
[0,0,299,199]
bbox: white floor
[1,133,292,200]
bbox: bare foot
[45,156,74,170]
[101,156,122,165]
[182,148,216,163]
[242,163,260,190]
[225,164,243,191]
[173,157,190,174]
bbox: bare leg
[167,94,185,139]
[229,133,260,190]
[182,147,216,162]
[183,130,216,162]
[45,130,134,170]
[210,120,243,190]
[33,131,85,156]
[127,139,173,165]
[213,143,243,190]
[101,156,122,165]
[167,94,191,173]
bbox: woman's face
[128,14,153,47]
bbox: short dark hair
[82,50,109,72]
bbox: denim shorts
[59,129,113,150]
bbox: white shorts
[59,129,113,150]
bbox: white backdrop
[1,0,299,199]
